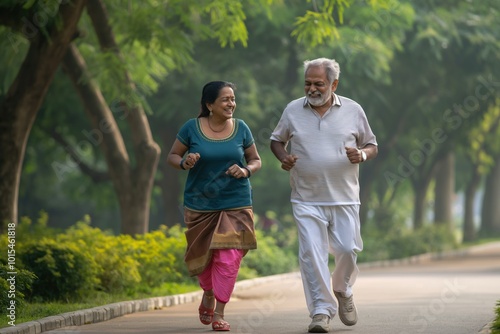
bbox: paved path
[8,242,500,334]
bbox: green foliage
[19,238,99,302]
[359,223,458,263]
[200,0,249,47]
[54,218,195,295]
[492,300,500,333]
[292,8,340,47]
[0,27,29,93]
[0,264,36,309]
[57,219,142,294]
[466,102,500,175]
[14,212,59,242]
[291,0,349,46]
[255,211,299,252]
[291,0,410,50]
[242,230,298,277]
[126,225,191,292]
[74,0,257,110]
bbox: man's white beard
[307,88,332,107]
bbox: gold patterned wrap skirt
[183,207,257,276]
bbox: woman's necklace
[208,116,228,133]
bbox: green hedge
[243,230,297,277]
[19,239,98,301]
[0,264,36,309]
[359,224,458,263]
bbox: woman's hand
[226,164,249,178]
[182,153,200,169]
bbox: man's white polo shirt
[270,94,377,205]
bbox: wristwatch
[360,150,367,162]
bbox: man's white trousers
[292,203,363,319]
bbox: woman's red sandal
[198,294,214,325]
[212,312,230,331]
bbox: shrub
[358,223,458,263]
[0,264,36,309]
[57,220,192,295]
[491,301,500,333]
[242,230,297,277]
[15,212,59,242]
[133,225,192,291]
[19,239,98,302]
[57,219,141,294]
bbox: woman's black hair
[198,81,236,117]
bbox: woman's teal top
[176,118,255,211]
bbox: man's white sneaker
[334,291,358,326]
[308,314,330,333]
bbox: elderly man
[270,57,378,333]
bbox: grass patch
[492,301,500,334]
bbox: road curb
[1,244,497,334]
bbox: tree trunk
[86,0,161,234]
[412,161,438,230]
[480,157,500,235]
[159,129,184,227]
[0,0,87,233]
[463,168,481,242]
[62,43,159,235]
[433,152,454,228]
[410,149,446,230]
[413,184,427,229]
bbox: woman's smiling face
[207,87,236,119]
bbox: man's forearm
[270,140,288,162]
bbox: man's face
[304,66,338,107]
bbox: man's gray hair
[304,58,340,84]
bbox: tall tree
[462,103,500,241]
[481,155,500,235]
[373,0,500,229]
[479,103,500,236]
[61,42,160,235]
[471,103,500,236]
[58,1,161,235]
[0,0,87,233]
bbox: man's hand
[345,147,363,164]
[281,154,299,171]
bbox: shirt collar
[303,93,341,108]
